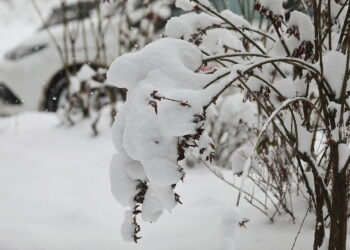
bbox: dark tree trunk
[312,166,325,250]
[328,144,348,250]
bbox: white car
[0,0,172,115]
[0,1,118,115]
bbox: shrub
[107,0,350,248]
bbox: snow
[165,9,250,42]
[76,64,97,82]
[271,78,297,106]
[257,0,284,17]
[221,10,251,28]
[322,51,347,99]
[144,158,183,187]
[2,1,349,248]
[297,123,313,154]
[141,187,164,222]
[221,208,242,250]
[270,36,300,57]
[218,29,246,51]
[165,12,221,40]
[294,78,307,96]
[289,11,314,42]
[232,146,252,176]
[107,38,204,91]
[338,143,350,173]
[175,0,210,10]
[0,112,318,250]
[175,0,195,11]
[121,210,137,242]
[107,38,234,236]
[110,153,141,206]
[218,93,256,126]
[246,75,264,92]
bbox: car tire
[46,74,68,112]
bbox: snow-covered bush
[51,0,175,133]
[57,64,126,135]
[107,0,350,248]
[206,92,257,169]
[111,0,175,54]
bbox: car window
[44,1,98,28]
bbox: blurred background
[0,0,62,56]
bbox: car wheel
[46,74,68,112]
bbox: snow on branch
[106,0,350,247]
[107,37,231,241]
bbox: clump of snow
[294,78,307,96]
[257,0,284,17]
[322,51,347,99]
[328,102,342,127]
[275,79,297,98]
[165,9,250,42]
[165,12,221,40]
[270,36,300,57]
[218,29,245,51]
[246,76,264,92]
[141,187,164,222]
[232,146,252,176]
[107,38,203,92]
[76,64,97,82]
[297,123,313,154]
[221,10,250,28]
[107,37,230,241]
[175,0,195,11]
[288,11,314,42]
[110,153,144,207]
[121,211,137,242]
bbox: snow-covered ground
[0,112,318,250]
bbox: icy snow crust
[107,38,229,241]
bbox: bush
[107,0,350,248]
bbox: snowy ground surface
[0,112,320,250]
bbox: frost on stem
[107,37,229,242]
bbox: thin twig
[290,206,310,250]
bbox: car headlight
[5,43,47,61]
